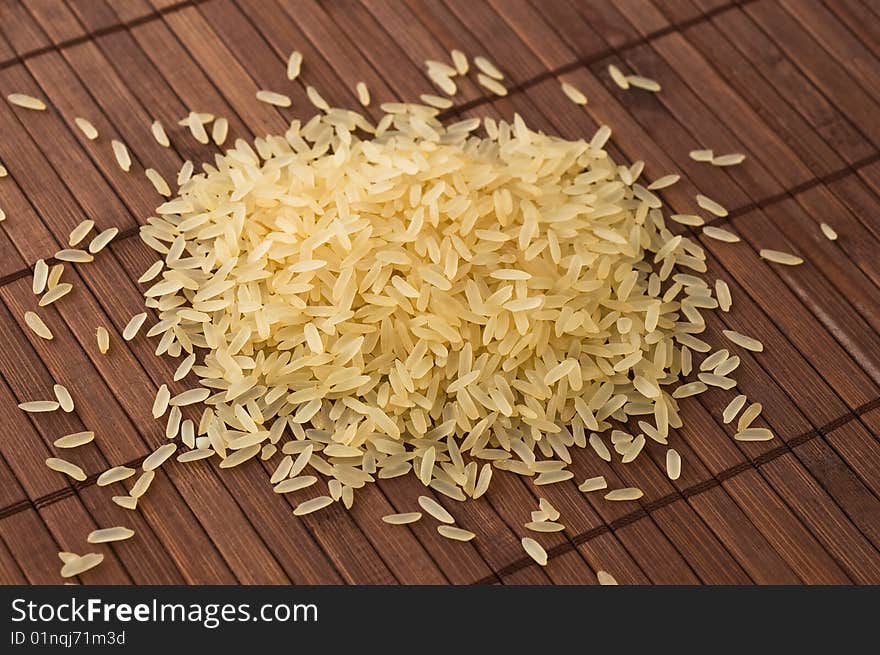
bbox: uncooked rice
[561,82,587,105]
[143,443,177,471]
[820,223,838,241]
[382,512,422,525]
[715,280,732,312]
[666,448,681,480]
[648,174,679,190]
[451,49,468,75]
[723,395,747,424]
[68,219,95,246]
[477,74,507,96]
[737,402,762,432]
[129,470,155,498]
[689,149,714,162]
[112,496,138,510]
[525,521,565,532]
[256,90,292,108]
[521,537,547,565]
[54,431,94,449]
[627,75,661,92]
[60,553,103,578]
[608,65,629,89]
[356,82,370,107]
[39,283,73,307]
[55,248,94,263]
[18,400,60,412]
[474,56,503,80]
[604,488,643,502]
[759,249,803,265]
[8,93,46,110]
[89,227,119,254]
[46,457,87,481]
[74,117,98,140]
[33,259,49,295]
[97,466,136,486]
[293,496,334,516]
[273,476,317,494]
[702,226,740,243]
[428,68,457,95]
[151,120,170,147]
[418,495,454,524]
[111,139,132,172]
[696,194,728,217]
[287,50,302,80]
[212,118,229,146]
[87,527,135,543]
[437,525,475,541]
[53,384,74,412]
[597,571,618,585]
[734,427,773,442]
[712,153,746,166]
[123,312,147,341]
[146,168,172,197]
[306,86,329,111]
[722,329,764,352]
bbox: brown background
[1,0,879,585]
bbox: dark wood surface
[1,0,879,585]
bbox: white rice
[712,153,746,166]
[150,120,170,147]
[273,476,317,494]
[604,488,643,502]
[702,226,740,243]
[143,443,177,471]
[293,496,334,516]
[382,512,422,525]
[689,149,714,162]
[608,64,629,89]
[356,82,370,107]
[451,49,468,75]
[60,553,103,578]
[696,194,728,217]
[820,223,838,241]
[129,470,155,498]
[597,571,618,585]
[111,139,131,172]
[722,329,764,352]
[477,74,507,96]
[87,527,135,543]
[145,169,171,197]
[53,384,74,412]
[74,117,98,140]
[716,279,732,311]
[33,259,49,295]
[112,496,138,510]
[256,90,292,107]
[68,219,94,246]
[55,249,94,263]
[122,312,147,341]
[759,249,803,265]
[18,400,59,412]
[648,174,679,190]
[97,466,136,486]
[152,384,170,419]
[474,56,503,80]
[287,50,302,80]
[88,227,119,254]
[666,448,681,480]
[418,495,454,523]
[437,525,475,541]
[723,394,747,424]
[39,283,73,307]
[521,537,548,565]
[306,86,329,111]
[734,427,774,442]
[46,457,86,481]
[7,93,46,110]
[53,431,94,448]
[737,402,763,432]
[525,521,565,533]
[561,82,587,105]
[627,75,661,92]
[212,118,229,146]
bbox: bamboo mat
[1,0,879,585]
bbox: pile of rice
[139,103,716,503]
